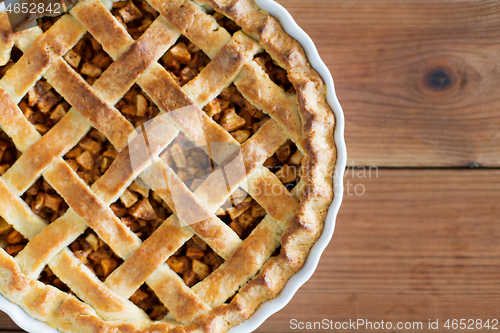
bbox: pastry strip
[142,160,242,259]
[192,215,280,307]
[0,87,41,152]
[234,61,303,149]
[193,121,288,211]
[0,179,47,240]
[245,166,299,230]
[0,15,86,103]
[183,31,262,107]
[149,0,231,58]
[104,215,194,298]
[44,159,143,259]
[70,0,134,59]
[44,59,135,151]
[0,12,32,66]
[49,248,151,321]
[146,264,212,323]
[2,110,90,195]
[15,211,87,279]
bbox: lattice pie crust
[0,0,336,331]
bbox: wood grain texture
[0,316,20,330]
[274,0,500,167]
[3,169,500,332]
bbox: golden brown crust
[0,249,167,332]
[44,59,135,151]
[183,31,262,107]
[0,15,86,102]
[91,108,180,203]
[246,167,299,230]
[150,161,242,259]
[2,111,90,195]
[43,160,143,259]
[137,63,194,111]
[49,248,151,322]
[104,215,193,299]
[146,264,210,324]
[0,0,336,332]
[15,211,86,279]
[92,17,180,104]
[0,86,41,152]
[192,216,280,308]
[0,179,47,239]
[234,62,303,149]
[0,13,31,66]
[70,0,134,59]
[149,0,231,58]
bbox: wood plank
[255,168,500,332]
[0,313,23,330]
[274,0,500,167]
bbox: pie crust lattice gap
[0,0,336,331]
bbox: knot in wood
[423,66,458,92]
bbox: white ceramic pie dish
[0,0,347,332]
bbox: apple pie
[0,0,336,331]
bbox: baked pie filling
[0,0,336,331]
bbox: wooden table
[3,0,500,332]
